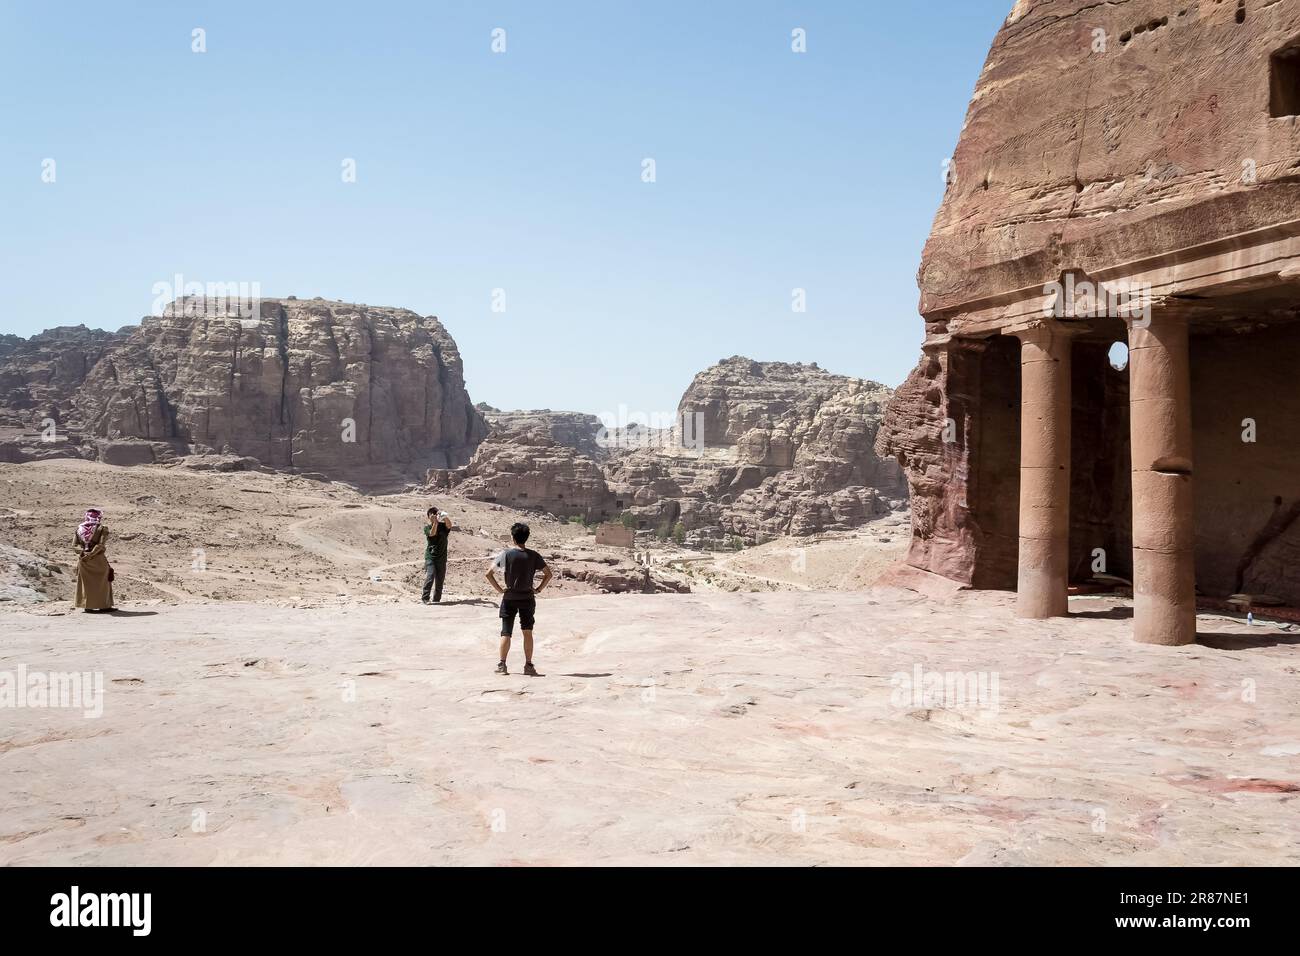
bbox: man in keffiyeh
[74,508,114,611]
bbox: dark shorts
[499,597,536,636]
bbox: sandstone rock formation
[0,541,66,604]
[428,409,616,521]
[0,326,128,463]
[0,325,126,422]
[1,299,486,486]
[437,357,907,543]
[879,0,1300,629]
[555,554,691,594]
[5,319,905,546]
[608,358,907,542]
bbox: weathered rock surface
[0,542,66,604]
[438,357,907,542]
[5,323,905,542]
[608,358,907,541]
[917,0,1300,320]
[0,325,126,424]
[429,409,616,521]
[1,300,487,487]
[0,325,127,464]
[556,554,691,594]
[8,584,1298,864]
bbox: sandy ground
[0,459,905,602]
[3,587,1299,866]
[3,460,1298,865]
[0,459,650,605]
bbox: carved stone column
[1127,311,1196,645]
[1014,322,1072,619]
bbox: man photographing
[422,505,453,604]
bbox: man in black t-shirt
[422,506,453,604]
[485,522,552,676]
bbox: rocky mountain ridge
[2,314,907,542]
[0,299,486,486]
[433,356,908,543]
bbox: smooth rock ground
[3,588,1298,865]
[1,459,1296,865]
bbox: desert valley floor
[2,461,1299,865]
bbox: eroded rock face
[876,349,984,585]
[614,358,907,541]
[429,409,616,521]
[556,555,691,594]
[439,357,908,542]
[0,299,486,485]
[0,325,129,463]
[918,0,1300,321]
[0,325,127,421]
[0,542,67,604]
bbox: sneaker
[523,663,538,677]
[495,662,509,675]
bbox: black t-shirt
[424,521,450,560]
[494,547,547,600]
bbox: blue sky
[1,1,1011,416]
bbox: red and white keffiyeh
[77,509,103,545]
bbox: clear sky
[1,0,1011,418]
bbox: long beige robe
[75,526,114,610]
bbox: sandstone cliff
[0,325,126,424]
[614,357,907,541]
[436,357,907,542]
[0,299,486,485]
[428,409,616,521]
[0,325,130,464]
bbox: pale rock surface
[3,587,1296,865]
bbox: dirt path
[283,508,411,596]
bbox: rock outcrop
[612,358,907,541]
[0,542,67,604]
[0,325,128,463]
[556,554,691,594]
[437,357,907,542]
[1,299,487,486]
[0,325,126,422]
[429,409,617,521]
